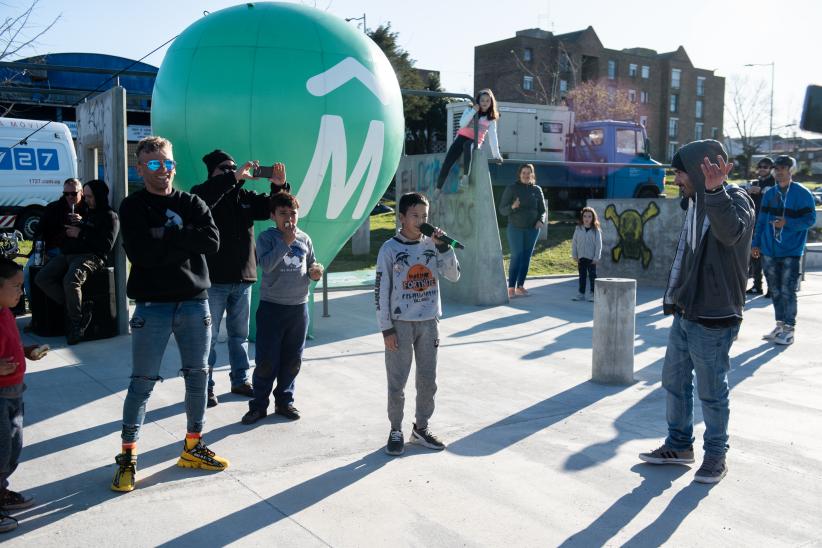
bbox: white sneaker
[459,174,469,188]
[773,326,794,346]
[762,322,784,341]
[587,292,595,302]
[572,292,586,301]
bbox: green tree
[368,24,447,154]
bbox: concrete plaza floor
[4,273,821,546]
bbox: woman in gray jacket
[498,164,546,298]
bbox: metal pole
[769,62,774,154]
[322,270,329,317]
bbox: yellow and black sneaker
[177,439,230,471]
[111,451,137,492]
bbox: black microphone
[419,223,465,250]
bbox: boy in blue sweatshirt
[752,155,817,346]
[241,192,323,425]
[375,192,460,456]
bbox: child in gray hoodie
[241,193,323,425]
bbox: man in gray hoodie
[639,139,754,484]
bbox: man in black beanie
[639,139,754,484]
[745,157,776,295]
[191,150,289,407]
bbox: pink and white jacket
[456,107,502,160]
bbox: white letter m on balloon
[297,115,384,219]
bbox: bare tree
[0,0,62,116]
[509,44,580,105]
[566,80,637,122]
[1,0,61,61]
[725,75,769,174]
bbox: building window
[628,89,637,103]
[641,65,650,79]
[711,127,719,139]
[695,123,704,140]
[697,76,706,97]
[696,99,703,119]
[639,115,648,127]
[524,48,533,62]
[669,117,679,138]
[559,79,568,93]
[668,141,679,162]
[629,63,638,77]
[608,60,617,80]
[640,90,649,104]
[523,75,534,91]
[671,68,681,89]
[669,94,678,113]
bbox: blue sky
[11,0,822,138]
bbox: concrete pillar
[592,278,636,385]
[352,215,370,255]
[538,198,549,241]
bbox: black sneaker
[0,489,34,511]
[385,430,404,456]
[231,383,254,397]
[66,325,84,346]
[0,514,18,533]
[639,444,695,464]
[274,404,300,420]
[410,423,446,450]
[241,408,267,425]
[746,287,762,295]
[207,391,219,408]
[694,454,727,484]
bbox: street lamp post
[345,13,366,34]
[745,61,774,154]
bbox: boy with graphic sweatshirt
[375,192,460,456]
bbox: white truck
[0,118,78,239]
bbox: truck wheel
[637,186,660,198]
[15,209,43,240]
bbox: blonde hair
[135,136,172,159]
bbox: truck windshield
[572,128,605,162]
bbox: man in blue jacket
[639,139,754,484]
[752,155,817,346]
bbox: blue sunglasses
[143,159,176,171]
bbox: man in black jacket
[745,157,775,294]
[35,179,118,344]
[639,139,754,484]
[111,136,227,493]
[191,150,289,407]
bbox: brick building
[474,27,725,161]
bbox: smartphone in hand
[253,164,274,179]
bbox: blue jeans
[207,282,252,390]
[507,225,540,288]
[121,300,211,443]
[0,397,23,491]
[762,255,800,326]
[662,314,738,457]
[250,301,308,412]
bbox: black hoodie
[663,140,755,323]
[190,172,289,283]
[62,180,119,257]
[119,188,219,302]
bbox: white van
[0,118,78,239]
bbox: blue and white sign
[0,147,60,171]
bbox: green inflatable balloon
[151,2,403,339]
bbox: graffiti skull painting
[604,202,660,269]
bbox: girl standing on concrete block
[572,207,602,301]
[435,89,502,192]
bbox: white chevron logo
[306,57,390,105]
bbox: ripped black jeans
[121,300,211,443]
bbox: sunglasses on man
[757,165,771,169]
[63,191,78,196]
[142,159,177,172]
[218,163,237,173]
